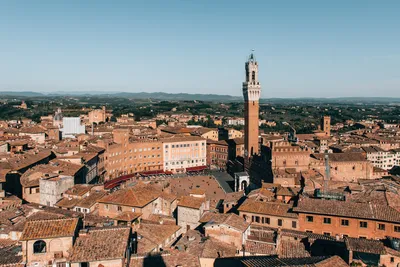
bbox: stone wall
[177,206,201,233]
[40,176,74,207]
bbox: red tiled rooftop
[20,218,79,240]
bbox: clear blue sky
[1,0,399,97]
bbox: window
[378,223,385,230]
[341,219,349,226]
[278,219,283,226]
[323,232,331,236]
[306,216,313,222]
[292,221,297,228]
[394,226,400,232]
[33,240,46,254]
[306,230,313,233]
[359,221,368,228]
[264,217,270,224]
[323,218,331,224]
[118,206,122,212]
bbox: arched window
[33,240,46,254]
[252,71,256,81]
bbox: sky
[0,1,399,98]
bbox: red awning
[186,165,207,172]
[104,173,136,189]
[139,170,165,176]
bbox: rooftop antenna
[249,49,255,61]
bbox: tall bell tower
[243,52,261,158]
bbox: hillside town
[0,55,400,267]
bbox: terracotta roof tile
[169,175,226,206]
[0,244,22,266]
[20,160,83,187]
[130,250,201,267]
[64,184,94,196]
[99,184,160,207]
[112,211,142,222]
[136,223,181,247]
[314,255,349,267]
[75,191,106,208]
[177,196,206,209]
[200,238,237,258]
[174,230,236,259]
[245,241,276,255]
[54,197,82,209]
[216,255,339,266]
[7,149,52,171]
[203,213,250,232]
[277,240,310,258]
[312,152,367,162]
[294,197,400,223]
[345,237,386,255]
[223,191,244,204]
[20,218,79,240]
[69,227,130,262]
[238,199,298,219]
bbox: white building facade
[162,136,207,172]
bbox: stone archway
[241,180,248,191]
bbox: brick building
[88,106,111,124]
[177,195,209,233]
[203,213,250,250]
[294,197,400,239]
[218,128,243,141]
[98,184,176,220]
[271,142,312,172]
[106,139,163,179]
[227,138,245,160]
[207,139,228,169]
[238,198,299,230]
[20,218,81,266]
[311,153,374,182]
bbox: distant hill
[0,91,44,97]
[0,91,242,101]
[111,92,242,101]
[1,91,400,103]
[259,97,400,104]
